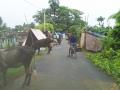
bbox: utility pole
[44,9,46,32]
[84,13,89,31]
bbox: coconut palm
[97,16,105,27]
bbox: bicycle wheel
[71,47,77,59]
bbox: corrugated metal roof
[22,29,47,46]
[87,31,105,38]
[31,29,46,40]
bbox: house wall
[80,32,85,48]
[85,33,102,52]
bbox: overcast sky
[0,0,120,28]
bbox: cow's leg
[0,61,7,86]
[2,69,7,86]
[23,73,32,87]
[22,66,32,87]
[22,72,29,87]
[47,45,52,54]
[26,66,32,86]
[26,73,32,86]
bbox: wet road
[1,39,119,90]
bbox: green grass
[86,52,120,87]
[7,66,24,79]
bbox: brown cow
[32,38,53,54]
[0,46,35,87]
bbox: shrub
[101,48,116,60]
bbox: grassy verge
[6,66,24,79]
[86,52,120,86]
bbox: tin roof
[22,28,46,46]
[31,29,46,40]
[86,31,105,38]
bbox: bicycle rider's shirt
[69,36,77,46]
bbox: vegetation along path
[1,39,119,90]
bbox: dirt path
[1,39,119,90]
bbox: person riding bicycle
[68,33,77,56]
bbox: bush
[87,51,120,85]
[36,23,54,32]
[101,48,116,60]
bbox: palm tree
[97,16,105,27]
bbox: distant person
[57,33,63,45]
[66,32,71,40]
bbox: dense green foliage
[110,26,120,50]
[87,26,110,35]
[33,0,86,33]
[0,17,10,32]
[69,25,82,40]
[13,22,35,32]
[110,11,120,26]
[87,11,120,86]
[110,11,120,50]
[87,51,120,85]
[35,23,54,32]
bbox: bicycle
[69,44,77,58]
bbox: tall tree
[33,9,53,24]
[48,0,60,30]
[14,22,35,32]
[14,25,23,31]
[109,11,120,50]
[110,11,120,26]
[97,16,105,27]
[49,0,59,19]
[0,17,8,31]
[33,1,86,32]
[57,6,85,31]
